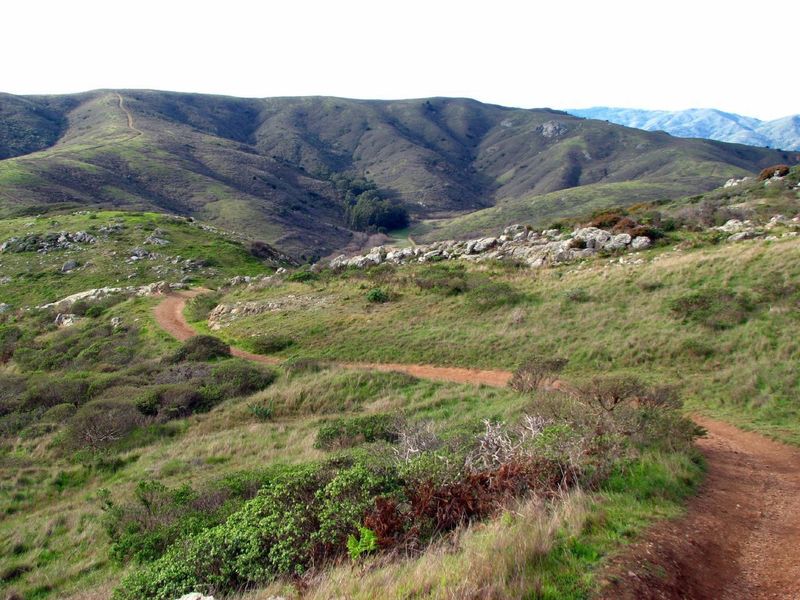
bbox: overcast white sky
[2,0,795,120]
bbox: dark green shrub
[156,385,206,421]
[366,288,390,303]
[24,375,92,409]
[465,280,526,312]
[315,414,400,450]
[207,360,276,398]
[669,288,754,329]
[0,325,23,362]
[171,335,231,362]
[413,264,468,296]
[0,373,27,414]
[113,462,397,600]
[251,334,295,354]
[101,480,228,565]
[286,269,317,282]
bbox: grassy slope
[0,91,795,256]
[1,365,701,600]
[207,234,800,445]
[0,210,277,307]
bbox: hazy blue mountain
[569,107,800,150]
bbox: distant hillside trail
[154,290,800,599]
[115,92,143,136]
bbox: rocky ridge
[327,224,653,270]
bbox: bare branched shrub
[640,385,682,410]
[67,399,144,449]
[394,421,442,462]
[509,357,568,393]
[579,375,646,412]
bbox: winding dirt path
[115,92,143,136]
[153,290,512,386]
[153,290,800,599]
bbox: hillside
[1,166,798,598]
[569,107,800,151]
[0,91,796,257]
[0,210,289,307]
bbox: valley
[1,92,799,600]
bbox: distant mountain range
[0,91,797,257]
[568,107,800,151]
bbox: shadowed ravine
[154,290,800,599]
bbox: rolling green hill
[1,91,796,257]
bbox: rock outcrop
[327,224,654,271]
[39,281,185,311]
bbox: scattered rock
[110,316,123,328]
[54,313,80,328]
[728,230,764,242]
[61,260,79,273]
[39,281,184,311]
[631,236,652,251]
[0,303,11,314]
[175,594,216,600]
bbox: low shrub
[564,288,591,303]
[465,280,526,312]
[171,335,231,362]
[207,360,276,398]
[669,288,754,329]
[67,399,144,450]
[366,288,390,303]
[281,357,330,377]
[286,268,318,282]
[23,375,92,410]
[315,414,400,449]
[413,264,469,296]
[0,325,23,363]
[578,375,647,412]
[13,322,142,371]
[251,334,294,354]
[509,357,568,393]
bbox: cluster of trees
[329,173,409,232]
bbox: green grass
[206,236,800,445]
[0,210,276,307]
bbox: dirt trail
[115,92,143,136]
[154,290,511,385]
[153,290,800,599]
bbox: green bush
[315,414,400,450]
[414,264,469,296]
[286,269,317,282]
[669,288,754,329]
[366,288,390,303]
[251,334,295,354]
[113,462,397,600]
[206,360,276,398]
[23,375,92,410]
[171,335,231,362]
[347,525,378,561]
[0,325,23,362]
[465,280,526,312]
